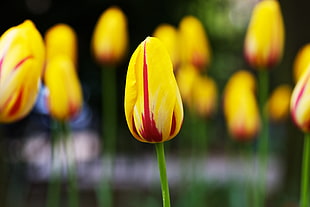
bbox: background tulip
[293,44,310,82]
[0,20,45,123]
[244,0,284,69]
[179,15,211,71]
[91,6,128,66]
[44,55,83,121]
[124,37,183,143]
[45,23,78,66]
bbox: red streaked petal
[8,89,23,117]
[14,56,33,71]
[169,113,176,136]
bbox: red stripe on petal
[8,89,23,117]
[14,56,33,71]
[169,113,176,136]
[140,41,162,142]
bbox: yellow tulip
[153,23,180,69]
[244,0,284,69]
[293,44,310,82]
[223,70,260,140]
[291,65,310,132]
[0,20,45,123]
[124,37,183,143]
[44,55,83,121]
[179,15,211,71]
[91,6,128,66]
[191,75,217,118]
[176,64,199,106]
[267,84,292,122]
[45,23,78,65]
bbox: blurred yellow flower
[124,37,183,143]
[244,0,284,69]
[45,23,78,66]
[267,84,292,122]
[44,55,83,121]
[0,20,45,122]
[179,15,211,71]
[91,6,129,66]
[293,44,310,82]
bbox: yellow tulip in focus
[268,84,292,122]
[176,64,199,106]
[153,24,180,69]
[293,44,310,82]
[223,70,260,140]
[124,37,183,143]
[291,66,310,132]
[45,23,78,65]
[91,6,128,66]
[44,55,83,121]
[179,15,211,70]
[191,75,217,118]
[244,0,284,69]
[0,20,45,122]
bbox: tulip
[0,20,45,123]
[223,70,260,140]
[191,75,217,118]
[179,15,211,70]
[293,44,310,82]
[91,6,128,66]
[153,23,180,69]
[45,23,78,65]
[44,55,83,121]
[244,0,284,69]
[267,84,292,122]
[124,37,183,143]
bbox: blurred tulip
[179,15,211,70]
[223,70,260,140]
[153,23,180,69]
[244,0,284,69]
[176,64,199,106]
[191,75,217,118]
[293,44,310,82]
[0,20,45,122]
[291,66,310,132]
[44,55,83,121]
[267,84,292,122]
[124,37,183,143]
[91,6,128,66]
[45,23,78,65]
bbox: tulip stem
[155,142,171,207]
[256,69,269,207]
[300,133,310,207]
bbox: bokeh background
[0,0,309,206]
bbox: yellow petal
[293,44,310,83]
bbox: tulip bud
[124,37,183,143]
[223,70,260,140]
[179,15,211,70]
[153,23,180,70]
[0,20,45,123]
[44,55,83,121]
[268,84,292,122]
[91,6,129,66]
[191,75,217,118]
[244,0,284,69]
[293,44,310,83]
[45,23,78,65]
[291,66,310,132]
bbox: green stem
[255,70,269,207]
[155,142,171,207]
[300,133,310,207]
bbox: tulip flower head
[0,20,45,122]
[244,0,284,69]
[124,37,183,143]
[293,44,310,83]
[291,65,310,132]
[91,6,128,66]
[153,24,180,69]
[44,55,83,121]
[45,23,78,65]
[179,15,211,71]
